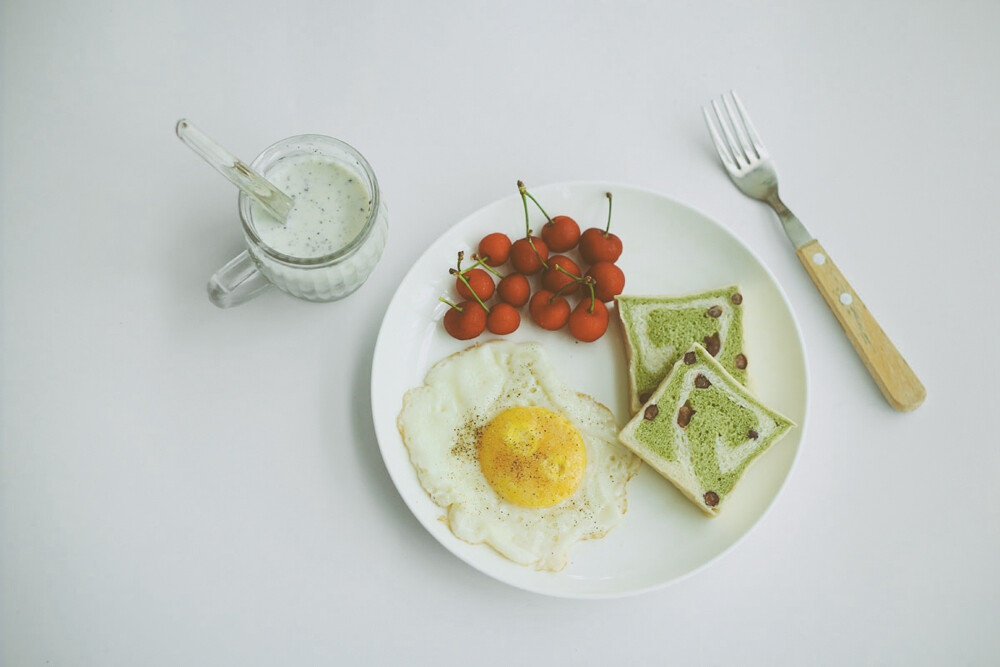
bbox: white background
[2,1,997,664]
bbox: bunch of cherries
[441,181,625,342]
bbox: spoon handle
[176,119,293,221]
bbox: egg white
[397,340,640,571]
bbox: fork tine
[702,105,738,172]
[730,91,768,159]
[723,92,758,162]
[711,98,749,169]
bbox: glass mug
[208,135,388,307]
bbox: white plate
[371,182,808,598]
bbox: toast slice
[616,286,748,415]
[617,343,794,517]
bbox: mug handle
[207,250,272,308]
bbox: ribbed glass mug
[208,135,388,307]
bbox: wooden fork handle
[795,239,925,411]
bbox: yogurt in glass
[209,134,387,307]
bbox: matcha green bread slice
[617,343,794,517]
[616,286,748,415]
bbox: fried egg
[397,340,640,571]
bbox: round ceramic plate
[371,182,808,598]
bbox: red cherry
[477,232,511,267]
[579,227,622,264]
[541,255,581,295]
[509,236,548,275]
[442,300,487,340]
[487,302,521,335]
[510,180,552,275]
[455,267,495,301]
[568,296,610,342]
[529,289,571,331]
[585,261,625,302]
[579,192,622,264]
[497,272,531,307]
[541,215,580,253]
[520,181,581,253]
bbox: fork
[703,91,925,412]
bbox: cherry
[579,192,622,264]
[441,298,487,340]
[478,232,511,267]
[487,302,521,335]
[585,261,625,302]
[510,181,549,275]
[519,182,581,252]
[451,252,495,301]
[541,255,581,295]
[568,279,610,342]
[454,268,493,301]
[509,236,548,275]
[529,289,571,331]
[541,216,581,253]
[497,272,531,307]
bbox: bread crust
[613,295,643,416]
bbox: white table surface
[2,1,997,664]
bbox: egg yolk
[478,406,586,508]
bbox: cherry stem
[604,192,613,236]
[518,181,532,236]
[455,251,504,283]
[554,263,582,280]
[549,264,585,303]
[452,271,491,313]
[517,181,548,269]
[533,240,549,269]
[439,296,463,311]
[469,288,491,313]
[522,188,553,225]
[470,254,504,278]
[550,281,577,303]
[583,276,597,313]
